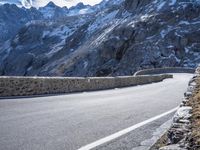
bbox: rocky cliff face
[0,1,102,46]
[0,0,200,76]
[124,0,152,12]
[0,4,43,45]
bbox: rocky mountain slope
[0,0,200,76]
[0,4,42,45]
[0,1,116,46]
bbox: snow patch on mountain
[87,10,118,35]
[1,0,200,77]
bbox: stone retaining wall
[134,67,195,76]
[0,75,172,97]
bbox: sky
[57,0,103,7]
[32,0,103,7]
[0,0,103,8]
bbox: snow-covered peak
[38,1,68,19]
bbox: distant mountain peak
[45,1,57,8]
[69,2,91,10]
[76,2,85,7]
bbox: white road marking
[78,107,178,150]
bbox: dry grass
[188,78,200,149]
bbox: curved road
[0,74,193,150]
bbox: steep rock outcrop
[0,4,43,45]
[124,0,152,12]
[0,0,200,77]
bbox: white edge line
[78,107,179,150]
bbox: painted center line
[78,107,178,150]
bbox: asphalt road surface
[0,74,193,150]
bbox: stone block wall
[134,67,195,76]
[0,75,172,97]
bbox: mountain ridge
[0,0,200,76]
[0,0,102,9]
